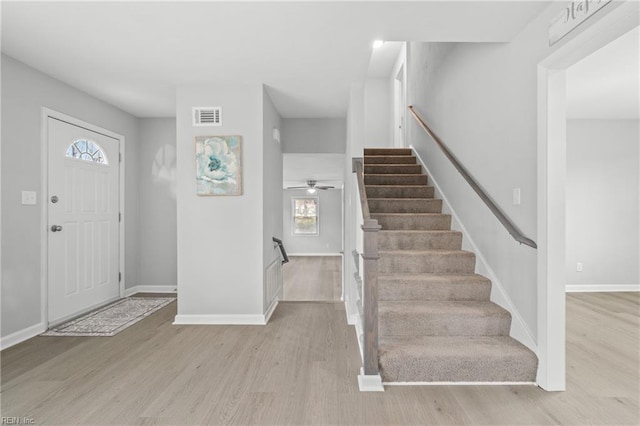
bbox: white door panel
[48,118,120,324]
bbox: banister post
[361,218,381,376]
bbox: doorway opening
[536,3,639,391]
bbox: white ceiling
[567,26,639,120]
[1,1,549,118]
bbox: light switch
[21,191,37,205]
[512,188,521,205]
[576,262,583,272]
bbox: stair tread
[378,273,490,282]
[380,335,536,359]
[373,213,447,217]
[379,249,474,255]
[379,229,461,234]
[368,197,437,201]
[379,300,509,316]
[365,174,425,177]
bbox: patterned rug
[42,297,175,336]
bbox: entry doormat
[42,297,175,337]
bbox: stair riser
[379,232,462,250]
[379,311,510,337]
[366,186,434,199]
[373,215,451,231]
[364,175,428,186]
[380,355,536,382]
[369,199,442,214]
[365,165,422,174]
[379,252,475,274]
[379,282,491,301]
[364,148,412,156]
[365,156,417,164]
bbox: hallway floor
[1,293,638,425]
[283,255,342,301]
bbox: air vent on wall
[193,107,222,127]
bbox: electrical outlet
[576,262,583,272]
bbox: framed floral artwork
[195,135,242,196]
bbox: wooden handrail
[408,106,537,249]
[352,157,381,376]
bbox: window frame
[65,139,109,165]
[291,196,319,236]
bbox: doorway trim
[536,2,639,391]
[40,108,126,327]
[392,43,407,148]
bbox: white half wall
[566,119,639,287]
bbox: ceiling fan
[286,180,335,194]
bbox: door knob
[51,225,63,232]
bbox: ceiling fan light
[307,188,317,194]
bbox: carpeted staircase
[364,148,538,383]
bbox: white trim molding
[384,381,537,386]
[0,322,46,351]
[264,300,279,323]
[566,284,640,293]
[358,368,384,392]
[124,286,177,297]
[173,314,270,325]
[287,253,342,257]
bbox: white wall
[566,119,639,287]
[282,118,346,153]
[283,189,342,255]
[175,83,281,320]
[364,78,392,148]
[139,118,177,289]
[1,54,140,338]
[404,1,620,342]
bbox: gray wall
[139,118,177,288]
[566,119,639,286]
[282,118,346,153]
[364,78,392,148]
[404,1,612,341]
[1,54,140,337]
[283,188,343,255]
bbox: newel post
[362,218,381,376]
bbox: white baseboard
[264,299,279,323]
[566,284,640,292]
[411,146,537,353]
[173,313,269,325]
[125,285,177,297]
[384,381,537,386]
[358,368,385,392]
[1,322,46,351]
[287,253,342,257]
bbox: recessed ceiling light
[373,40,384,49]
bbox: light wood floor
[283,256,342,301]
[1,292,638,425]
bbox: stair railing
[352,157,381,376]
[408,105,537,249]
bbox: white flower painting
[195,135,242,195]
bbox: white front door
[47,117,120,325]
